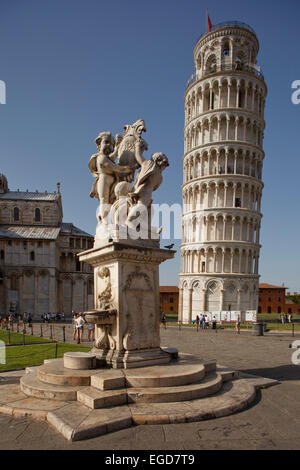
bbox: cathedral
[0,173,94,318]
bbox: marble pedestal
[79,240,175,369]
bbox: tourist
[87,322,95,342]
[161,314,167,329]
[72,312,78,341]
[236,314,241,334]
[75,313,85,344]
[212,316,217,331]
[201,314,205,329]
[195,315,200,332]
[281,314,285,324]
[205,315,209,329]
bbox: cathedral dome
[0,173,8,193]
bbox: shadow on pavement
[240,364,300,381]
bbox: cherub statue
[89,131,132,225]
[127,140,169,229]
[116,119,148,181]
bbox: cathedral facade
[0,174,94,318]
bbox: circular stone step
[124,362,206,388]
[64,352,96,370]
[20,369,82,401]
[126,372,223,404]
[38,359,99,386]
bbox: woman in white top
[75,313,85,344]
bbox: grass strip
[0,342,90,371]
[0,330,53,345]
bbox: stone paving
[0,326,299,450]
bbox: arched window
[30,251,35,261]
[268,306,271,314]
[13,207,19,221]
[35,208,41,222]
[0,250,4,261]
[278,306,282,314]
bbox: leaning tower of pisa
[179,21,267,324]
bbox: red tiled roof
[259,283,288,290]
[159,286,179,293]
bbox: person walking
[75,313,85,344]
[212,316,217,332]
[236,314,241,334]
[195,315,200,332]
[161,314,167,330]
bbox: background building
[159,286,179,315]
[179,21,267,323]
[0,173,94,318]
[258,283,286,314]
[258,284,300,315]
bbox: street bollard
[55,343,58,359]
[62,326,66,343]
[50,325,53,340]
[292,323,295,338]
[17,323,19,333]
[30,324,33,335]
[40,324,43,337]
[8,329,11,345]
[22,329,25,345]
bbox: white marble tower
[179,22,267,323]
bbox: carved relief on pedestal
[122,265,158,351]
[94,325,116,351]
[96,266,115,310]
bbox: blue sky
[0,0,299,291]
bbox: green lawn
[0,330,53,345]
[258,314,300,322]
[0,342,91,371]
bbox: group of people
[194,315,217,331]
[194,314,241,334]
[72,311,95,344]
[281,313,293,324]
[0,312,33,325]
[41,312,65,323]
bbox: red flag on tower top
[207,10,212,32]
